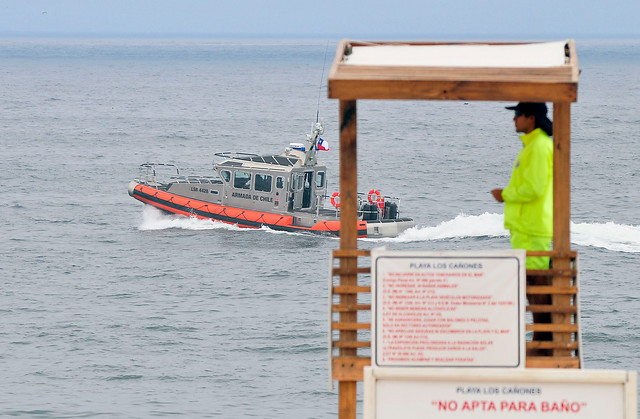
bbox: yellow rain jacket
[502,128,553,238]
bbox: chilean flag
[316,138,330,151]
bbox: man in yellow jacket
[492,102,554,345]
[492,102,553,269]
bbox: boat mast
[302,122,323,166]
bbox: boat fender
[368,189,384,209]
[330,192,341,208]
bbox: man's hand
[491,189,504,203]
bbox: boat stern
[365,218,415,238]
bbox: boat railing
[136,163,180,187]
[214,151,260,161]
[176,175,223,185]
[357,193,402,221]
[317,191,404,220]
[137,163,224,186]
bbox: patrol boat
[128,123,414,238]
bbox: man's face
[513,111,536,134]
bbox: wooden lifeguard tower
[328,40,580,418]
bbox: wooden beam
[333,357,371,381]
[338,99,358,419]
[333,341,372,349]
[332,285,372,294]
[552,101,574,359]
[332,322,372,330]
[329,79,577,102]
[339,99,358,252]
[527,304,577,314]
[526,250,577,258]
[553,102,571,253]
[332,266,371,276]
[526,285,577,295]
[527,341,580,350]
[526,324,578,333]
[332,249,371,258]
[332,304,372,312]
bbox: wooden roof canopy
[326,39,580,249]
[328,40,579,102]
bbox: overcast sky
[1,0,639,39]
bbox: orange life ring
[330,191,341,208]
[368,189,384,203]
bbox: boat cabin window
[234,171,252,189]
[221,170,231,183]
[255,173,272,193]
[296,174,303,190]
[276,176,285,189]
[316,171,325,188]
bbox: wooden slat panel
[332,322,371,330]
[526,357,580,368]
[526,268,576,277]
[332,285,372,294]
[526,250,577,258]
[526,285,577,295]
[333,341,371,349]
[332,304,371,312]
[527,341,579,350]
[332,266,371,276]
[332,249,371,258]
[526,324,578,333]
[332,357,371,381]
[527,304,577,314]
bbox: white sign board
[372,250,525,368]
[363,367,638,419]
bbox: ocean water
[1,37,639,418]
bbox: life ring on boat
[330,191,341,208]
[368,189,384,208]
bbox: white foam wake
[388,212,640,253]
[571,221,640,253]
[137,205,300,235]
[381,212,508,243]
[137,207,640,253]
[138,205,245,232]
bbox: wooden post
[551,101,573,358]
[338,99,358,419]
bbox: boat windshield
[234,171,251,189]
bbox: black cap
[505,102,553,136]
[505,102,547,115]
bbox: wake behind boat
[128,123,414,238]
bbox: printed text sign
[372,250,525,368]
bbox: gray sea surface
[1,37,639,417]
